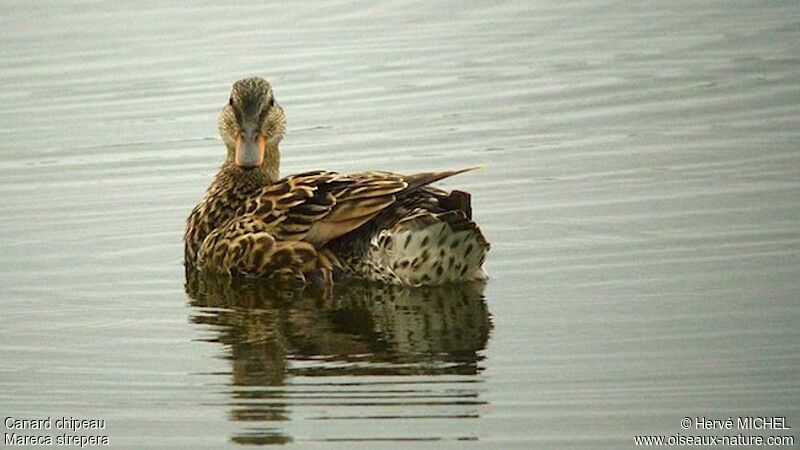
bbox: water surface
[1,1,799,448]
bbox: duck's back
[187,168,490,286]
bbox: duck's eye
[267,97,274,108]
[228,97,233,106]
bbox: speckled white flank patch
[364,211,489,286]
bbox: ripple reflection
[185,269,491,444]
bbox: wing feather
[238,167,479,249]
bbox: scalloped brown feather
[188,167,483,280]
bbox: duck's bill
[235,130,266,168]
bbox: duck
[184,77,489,286]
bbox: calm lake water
[2,1,799,448]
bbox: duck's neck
[219,143,280,189]
[262,143,280,182]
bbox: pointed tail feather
[403,165,483,192]
[439,189,472,219]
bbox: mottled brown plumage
[184,77,489,285]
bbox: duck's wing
[197,168,480,277]
[233,170,397,247]
[242,168,480,247]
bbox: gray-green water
[1,1,799,448]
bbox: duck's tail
[402,166,483,192]
[365,190,490,286]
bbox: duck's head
[218,77,285,177]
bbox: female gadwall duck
[184,77,489,286]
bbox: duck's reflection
[185,268,491,445]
